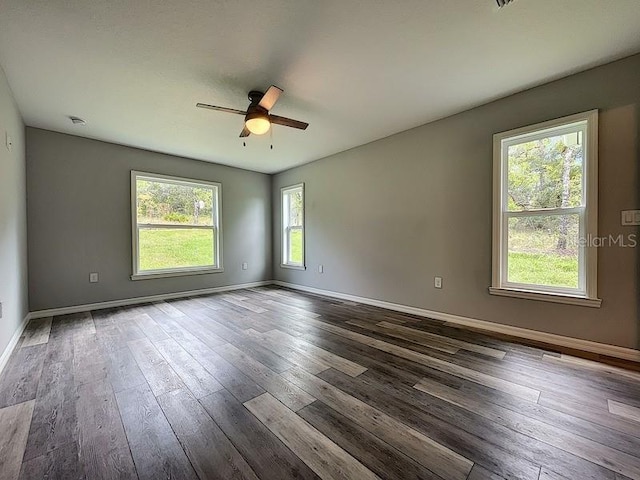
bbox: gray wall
[0,65,27,356]
[27,129,272,310]
[273,54,640,350]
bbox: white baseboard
[0,313,31,377]
[274,281,640,363]
[29,281,273,319]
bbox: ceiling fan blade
[239,126,251,138]
[269,114,309,130]
[258,85,283,111]
[196,103,247,115]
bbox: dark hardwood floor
[1,286,639,480]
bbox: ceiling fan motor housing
[248,90,266,105]
[246,91,269,121]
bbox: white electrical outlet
[318,264,324,273]
[242,262,248,270]
[89,272,99,283]
[434,276,442,289]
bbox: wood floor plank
[153,301,185,318]
[403,362,640,458]
[267,329,367,377]
[201,389,321,480]
[245,392,380,480]
[104,346,147,393]
[175,313,235,349]
[306,319,540,402]
[186,311,295,373]
[19,440,83,480]
[608,400,640,423]
[115,319,146,342]
[215,343,315,411]
[76,379,137,479]
[21,317,52,347]
[244,328,330,374]
[300,328,440,384]
[538,392,640,440]
[346,319,460,354]
[23,359,77,462]
[535,467,613,480]
[318,368,547,480]
[220,294,268,313]
[298,399,443,480]
[543,354,640,382]
[414,377,640,479]
[132,313,169,342]
[538,468,570,480]
[72,333,108,386]
[375,321,506,359]
[223,292,250,301]
[284,367,473,480]
[0,345,46,408]
[157,388,259,480]
[127,337,185,396]
[95,323,126,353]
[51,312,96,337]
[191,296,225,311]
[162,326,265,402]
[44,327,74,364]
[241,310,308,336]
[466,464,508,480]
[156,314,226,349]
[115,383,197,480]
[0,400,35,480]
[154,337,224,398]
[263,299,322,318]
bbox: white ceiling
[1,1,639,173]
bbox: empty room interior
[1,1,640,479]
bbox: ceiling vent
[496,0,514,7]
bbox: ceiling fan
[196,86,309,138]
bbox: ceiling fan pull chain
[270,125,274,150]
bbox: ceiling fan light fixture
[245,111,270,135]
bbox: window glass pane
[507,130,583,211]
[507,214,579,288]
[137,179,214,226]
[288,228,303,264]
[288,190,303,227]
[139,228,214,270]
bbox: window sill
[489,287,601,308]
[280,264,306,271]
[131,267,224,281]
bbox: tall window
[490,111,600,306]
[131,171,222,279]
[281,183,305,269]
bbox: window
[281,183,305,269]
[490,110,600,307]
[131,171,222,279]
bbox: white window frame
[490,110,601,307]
[131,171,223,280]
[281,183,305,270]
